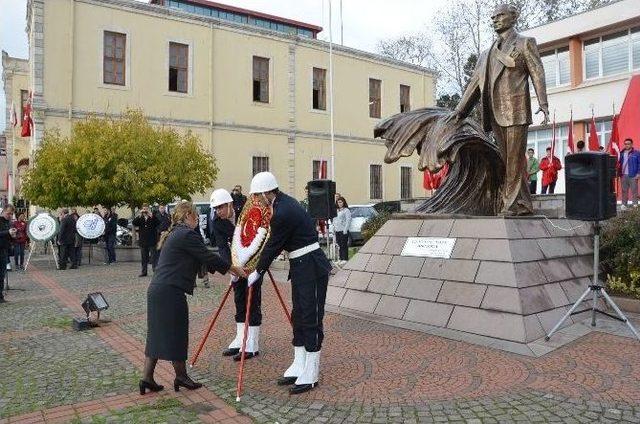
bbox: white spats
[294,350,320,386]
[228,322,244,350]
[283,346,307,378]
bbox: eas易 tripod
[546,221,640,341]
[189,269,292,401]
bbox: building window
[369,164,383,199]
[527,125,568,160]
[541,47,570,88]
[312,67,327,110]
[20,90,29,125]
[586,119,613,149]
[312,159,327,179]
[103,31,126,86]
[252,156,269,176]
[369,78,381,118]
[400,166,412,199]
[169,42,188,93]
[584,28,640,80]
[253,56,270,103]
[400,85,411,113]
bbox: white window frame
[368,76,383,120]
[98,27,132,91]
[541,47,570,88]
[399,84,412,113]
[583,27,640,81]
[165,38,194,97]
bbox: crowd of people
[525,138,640,208]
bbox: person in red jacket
[12,213,28,271]
[539,147,562,194]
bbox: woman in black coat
[140,202,246,394]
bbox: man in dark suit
[103,207,118,264]
[231,185,247,223]
[247,172,331,395]
[455,3,549,216]
[133,204,159,277]
[0,205,16,303]
[58,208,78,270]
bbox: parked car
[116,225,132,246]
[320,204,378,246]
[167,201,211,243]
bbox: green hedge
[361,212,390,243]
[601,207,640,299]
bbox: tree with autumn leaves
[22,109,218,210]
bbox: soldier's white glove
[230,275,239,286]
[247,270,261,287]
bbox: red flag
[606,114,621,157]
[20,92,32,137]
[588,116,599,151]
[431,163,449,189]
[567,115,574,154]
[320,160,327,179]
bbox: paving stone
[374,295,410,319]
[515,220,551,238]
[340,290,381,313]
[345,271,373,290]
[475,261,546,288]
[377,219,423,237]
[537,238,578,259]
[403,299,454,327]
[364,254,393,274]
[360,236,390,254]
[565,255,593,279]
[383,237,408,255]
[326,286,347,306]
[395,276,443,301]
[437,281,486,307]
[570,236,593,255]
[536,307,573,333]
[418,219,454,237]
[450,219,522,239]
[367,273,401,295]
[448,238,478,259]
[544,283,571,308]
[330,269,350,287]
[560,278,591,303]
[387,256,425,277]
[539,259,574,283]
[440,259,480,283]
[344,253,372,272]
[481,286,522,314]
[447,306,526,342]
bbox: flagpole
[328,0,335,182]
[339,0,344,45]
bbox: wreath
[231,197,272,272]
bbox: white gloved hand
[230,275,239,286]
[247,270,261,287]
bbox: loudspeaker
[565,153,617,221]
[307,180,337,219]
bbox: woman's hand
[229,265,247,279]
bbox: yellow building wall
[39,0,435,205]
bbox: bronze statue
[375,4,549,216]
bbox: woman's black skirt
[145,283,189,361]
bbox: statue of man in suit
[455,3,549,215]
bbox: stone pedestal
[327,215,594,355]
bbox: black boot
[289,382,318,394]
[172,360,202,391]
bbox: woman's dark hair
[336,196,348,208]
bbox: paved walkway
[1,259,640,423]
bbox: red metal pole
[267,270,292,326]
[189,283,233,368]
[236,284,254,402]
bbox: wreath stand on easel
[188,198,292,402]
[24,213,60,272]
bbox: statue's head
[491,4,518,34]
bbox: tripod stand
[189,269,292,401]
[546,221,640,341]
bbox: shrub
[601,207,640,299]
[361,212,390,242]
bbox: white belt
[288,242,320,259]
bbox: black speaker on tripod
[307,180,337,219]
[565,152,617,221]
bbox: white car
[167,201,211,242]
[322,204,378,246]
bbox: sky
[0,0,448,131]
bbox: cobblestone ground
[1,258,640,423]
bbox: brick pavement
[1,259,640,423]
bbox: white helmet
[250,172,279,194]
[210,189,233,208]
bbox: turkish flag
[423,170,434,190]
[423,164,449,190]
[20,94,32,137]
[607,114,621,158]
[567,117,574,154]
[588,117,599,151]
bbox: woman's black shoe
[173,378,202,392]
[222,347,240,356]
[139,380,164,395]
[233,351,259,362]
